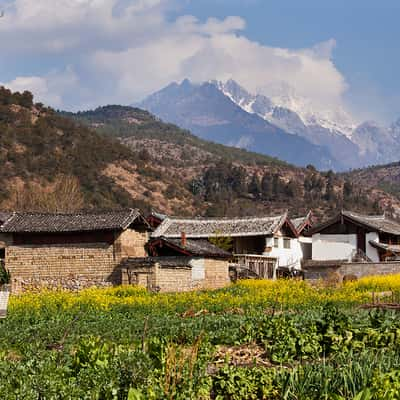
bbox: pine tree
[261,172,273,200]
[248,173,261,197]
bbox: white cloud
[0,0,350,115]
[3,76,63,106]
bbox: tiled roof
[121,256,192,268]
[291,211,312,234]
[342,211,400,235]
[0,212,13,225]
[149,237,231,258]
[152,213,288,239]
[368,240,400,254]
[310,210,400,236]
[0,209,146,233]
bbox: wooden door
[357,230,366,253]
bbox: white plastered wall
[312,233,357,261]
[264,236,303,270]
[365,232,380,262]
[190,258,205,281]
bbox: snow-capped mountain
[138,79,343,170]
[212,79,400,169]
[214,79,356,138]
[139,78,400,171]
[212,79,363,169]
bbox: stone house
[121,236,231,292]
[0,209,151,292]
[152,212,304,279]
[291,211,313,262]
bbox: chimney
[181,231,187,248]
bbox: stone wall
[6,243,117,292]
[304,261,400,282]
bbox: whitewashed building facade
[310,210,400,262]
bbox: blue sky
[1,0,399,123]
[180,0,400,122]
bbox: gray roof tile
[0,209,146,233]
[150,237,231,258]
[152,213,288,238]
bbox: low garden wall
[304,261,400,282]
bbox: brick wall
[155,266,192,292]
[304,261,400,282]
[203,259,230,289]
[5,228,149,292]
[121,257,230,293]
[116,229,148,258]
[6,243,117,292]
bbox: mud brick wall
[5,228,149,293]
[155,266,192,292]
[6,243,118,292]
[116,229,148,258]
[203,259,230,289]
[304,261,400,282]
[121,264,192,292]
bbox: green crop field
[1,277,400,399]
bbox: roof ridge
[1,211,17,229]
[8,208,138,217]
[163,214,285,223]
[120,208,140,230]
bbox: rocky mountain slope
[139,79,400,171]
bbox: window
[283,238,291,249]
[274,237,279,248]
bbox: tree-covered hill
[0,87,395,219]
[62,104,394,220]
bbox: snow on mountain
[138,79,343,170]
[214,79,356,138]
[140,78,400,170]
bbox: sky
[0,0,399,124]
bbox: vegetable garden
[1,276,400,399]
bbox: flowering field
[1,276,400,399]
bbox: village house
[120,236,231,292]
[152,212,306,279]
[304,210,400,281]
[0,209,151,292]
[291,211,313,262]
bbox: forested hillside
[63,105,396,220]
[0,88,141,211]
[0,88,396,219]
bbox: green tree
[248,173,261,197]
